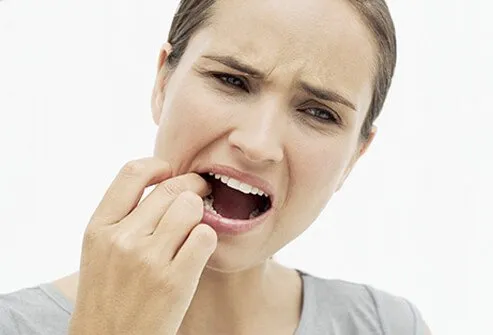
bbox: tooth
[203,196,218,214]
[239,182,253,194]
[249,208,260,219]
[226,178,241,189]
[208,172,214,176]
[203,195,213,207]
[214,173,269,197]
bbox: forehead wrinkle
[200,43,364,109]
[192,0,375,112]
[202,46,278,84]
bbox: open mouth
[200,173,272,220]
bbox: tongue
[210,178,261,220]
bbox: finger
[90,158,172,226]
[147,190,205,260]
[120,174,211,236]
[171,223,217,281]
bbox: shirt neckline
[39,268,313,334]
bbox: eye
[303,107,340,124]
[212,73,249,92]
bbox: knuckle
[83,225,98,241]
[108,231,135,253]
[158,271,183,296]
[136,254,161,278]
[130,244,165,273]
[179,191,204,217]
[83,224,105,246]
[180,191,203,207]
[159,179,186,198]
[144,265,183,297]
[81,225,119,257]
[151,157,171,170]
[137,252,157,268]
[120,160,147,178]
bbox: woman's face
[152,0,377,271]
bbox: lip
[194,164,276,236]
[195,164,275,203]
[201,206,273,236]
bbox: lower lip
[201,207,272,236]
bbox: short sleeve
[0,303,20,335]
[364,285,428,335]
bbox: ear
[151,42,173,125]
[335,125,377,192]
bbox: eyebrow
[202,55,265,78]
[202,54,357,111]
[299,82,357,111]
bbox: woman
[0,0,432,334]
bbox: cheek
[272,141,352,241]
[163,73,249,140]
[166,80,212,127]
[287,137,353,216]
[154,78,228,160]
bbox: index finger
[89,157,172,226]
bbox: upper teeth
[208,172,268,197]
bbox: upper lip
[195,164,275,201]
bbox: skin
[53,0,399,334]
[152,0,376,271]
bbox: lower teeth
[203,195,261,220]
[249,208,261,219]
[203,195,217,214]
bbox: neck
[54,260,302,335]
[178,260,302,335]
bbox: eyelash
[302,107,339,124]
[212,72,250,92]
[210,72,341,125]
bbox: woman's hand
[68,157,218,335]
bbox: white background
[1,1,492,334]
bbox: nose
[228,101,285,165]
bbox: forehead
[190,0,376,111]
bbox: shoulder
[364,284,430,335]
[0,300,20,335]
[0,284,71,335]
[300,271,430,335]
[0,287,38,335]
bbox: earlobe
[151,42,173,125]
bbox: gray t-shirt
[0,269,427,334]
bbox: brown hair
[166,0,397,142]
